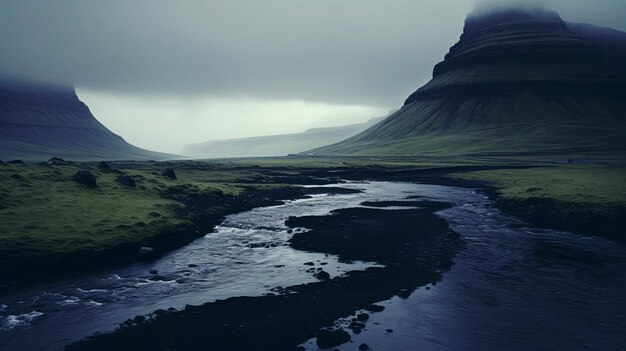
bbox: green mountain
[308,8,626,158]
[183,117,384,158]
[0,82,172,161]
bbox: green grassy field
[0,160,300,282]
[0,163,186,261]
[450,164,626,241]
[451,165,626,205]
[2,158,624,284]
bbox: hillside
[308,8,626,158]
[183,117,384,158]
[0,81,171,161]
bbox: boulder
[357,313,369,321]
[72,170,97,188]
[161,168,177,180]
[316,329,351,348]
[47,157,66,165]
[315,270,330,280]
[116,174,136,187]
[97,161,112,172]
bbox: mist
[2,0,625,153]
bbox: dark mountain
[182,116,385,158]
[309,7,626,158]
[0,82,171,161]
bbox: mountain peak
[465,5,562,34]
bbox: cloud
[0,0,471,107]
[1,0,625,107]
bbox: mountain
[0,81,171,161]
[182,116,385,158]
[308,7,626,158]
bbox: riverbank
[66,201,462,350]
[0,160,308,287]
[2,158,623,288]
[448,165,626,244]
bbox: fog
[2,0,625,153]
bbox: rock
[386,329,394,333]
[359,343,370,350]
[72,170,97,188]
[315,270,330,280]
[349,321,365,329]
[47,157,66,165]
[352,326,362,334]
[97,161,112,171]
[303,262,315,266]
[133,315,146,323]
[188,264,198,267]
[357,313,369,321]
[316,329,351,348]
[161,168,177,180]
[138,246,154,257]
[7,159,25,165]
[116,174,136,187]
[364,304,385,312]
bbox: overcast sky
[2,0,626,153]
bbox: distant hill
[308,7,626,158]
[182,116,385,158]
[0,82,172,161]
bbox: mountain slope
[0,82,171,161]
[182,117,384,158]
[309,8,626,157]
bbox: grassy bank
[450,165,626,243]
[0,160,303,285]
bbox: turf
[450,164,626,242]
[0,162,191,262]
[450,165,626,206]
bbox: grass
[2,157,624,281]
[449,164,626,241]
[450,165,626,206]
[0,162,191,262]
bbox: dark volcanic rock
[315,270,330,280]
[72,170,97,188]
[316,329,351,348]
[97,161,112,172]
[66,198,462,351]
[47,157,66,165]
[161,168,177,180]
[116,174,136,187]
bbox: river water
[1,182,625,350]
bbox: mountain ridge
[0,81,172,161]
[182,116,385,158]
[308,7,626,157]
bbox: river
[1,181,625,350]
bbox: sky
[2,0,626,153]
